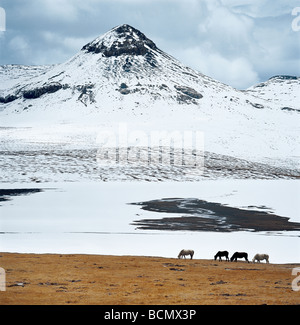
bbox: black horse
[230,252,249,262]
[214,251,229,261]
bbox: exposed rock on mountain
[82,24,159,57]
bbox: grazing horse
[230,252,249,263]
[252,253,269,263]
[214,251,229,261]
[178,249,194,260]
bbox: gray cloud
[0,0,299,89]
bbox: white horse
[252,253,269,263]
[178,249,194,259]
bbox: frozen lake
[0,180,299,263]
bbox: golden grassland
[0,253,299,305]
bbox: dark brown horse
[230,252,249,262]
[214,251,229,261]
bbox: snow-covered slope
[0,64,53,91]
[246,75,300,112]
[0,24,299,182]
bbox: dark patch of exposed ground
[131,198,300,233]
[0,188,43,204]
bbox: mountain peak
[81,24,159,57]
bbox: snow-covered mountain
[1,24,291,116]
[0,25,252,112]
[0,24,299,182]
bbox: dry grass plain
[0,253,299,305]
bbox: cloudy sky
[0,0,299,89]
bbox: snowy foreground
[0,180,299,263]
